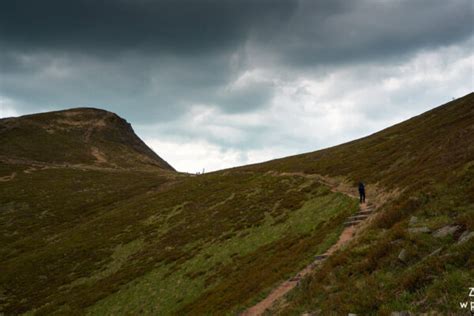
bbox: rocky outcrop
[433,225,461,238]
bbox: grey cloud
[0,49,276,123]
[248,0,473,68]
[0,0,472,168]
[0,0,296,56]
[2,0,470,66]
[215,82,276,114]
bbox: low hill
[0,107,175,171]
[0,93,472,315]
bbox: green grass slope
[0,165,356,315]
[0,93,473,315]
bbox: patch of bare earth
[48,112,113,142]
[91,146,107,164]
[0,172,16,182]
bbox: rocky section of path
[242,198,377,316]
[343,203,375,227]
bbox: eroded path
[241,174,378,316]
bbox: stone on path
[433,225,461,238]
[398,248,408,263]
[457,230,474,244]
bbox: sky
[1,0,473,172]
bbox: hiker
[358,181,366,203]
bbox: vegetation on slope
[273,170,474,314]
[0,163,356,315]
[1,93,472,315]
[261,93,474,314]
[241,93,474,192]
[0,108,174,170]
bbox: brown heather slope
[0,107,356,315]
[0,93,473,315]
[241,92,474,192]
[0,107,175,171]
[249,93,474,315]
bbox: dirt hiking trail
[241,176,378,316]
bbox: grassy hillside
[0,108,174,171]
[0,93,473,315]
[256,93,473,315]
[0,108,357,315]
[0,164,355,315]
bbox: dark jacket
[358,182,365,193]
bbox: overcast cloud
[1,0,473,172]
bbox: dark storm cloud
[0,0,297,55]
[0,0,472,127]
[2,0,470,60]
[246,0,473,68]
[0,50,236,122]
